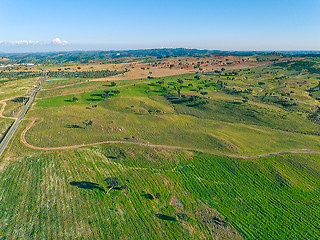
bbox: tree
[157,80,164,85]
[112,90,120,95]
[110,81,116,86]
[189,95,199,104]
[83,120,93,129]
[174,86,182,98]
[104,177,123,194]
[72,96,78,102]
[177,79,184,84]
[200,91,208,96]
[177,213,188,221]
[101,90,110,100]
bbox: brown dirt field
[36,55,306,83]
[45,55,300,82]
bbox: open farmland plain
[0,53,320,239]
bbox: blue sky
[0,0,319,52]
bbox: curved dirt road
[20,118,320,159]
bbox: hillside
[0,55,320,239]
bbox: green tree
[83,120,93,129]
[112,90,120,95]
[105,177,123,194]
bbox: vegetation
[47,69,128,79]
[1,55,320,239]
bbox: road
[0,72,47,157]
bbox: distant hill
[0,48,319,64]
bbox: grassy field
[0,77,39,101]
[0,140,319,239]
[25,60,320,156]
[0,56,320,239]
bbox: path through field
[20,118,320,159]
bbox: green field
[0,142,319,239]
[1,57,320,239]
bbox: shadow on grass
[91,93,103,97]
[66,124,84,129]
[70,181,105,192]
[64,99,74,102]
[155,214,176,221]
[86,98,103,102]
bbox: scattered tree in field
[112,90,120,95]
[72,96,78,102]
[101,90,111,100]
[83,120,93,129]
[177,79,184,84]
[200,91,208,96]
[104,177,123,194]
[174,86,182,98]
[110,81,116,86]
[177,213,189,221]
[77,67,81,70]
[189,95,200,104]
[197,86,203,92]
[157,80,164,85]
[194,75,200,80]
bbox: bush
[177,213,188,221]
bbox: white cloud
[51,38,68,45]
[0,40,40,45]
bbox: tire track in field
[20,118,320,159]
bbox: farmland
[0,52,320,239]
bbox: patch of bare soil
[196,203,243,239]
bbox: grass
[26,63,320,156]
[0,77,39,101]
[0,118,14,140]
[0,142,319,239]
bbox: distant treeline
[47,69,127,79]
[1,48,320,65]
[0,69,127,80]
[0,70,43,80]
[0,48,266,64]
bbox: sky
[0,0,319,52]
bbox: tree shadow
[66,124,84,129]
[91,93,103,97]
[155,214,176,221]
[86,98,103,102]
[64,99,74,102]
[70,181,105,192]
